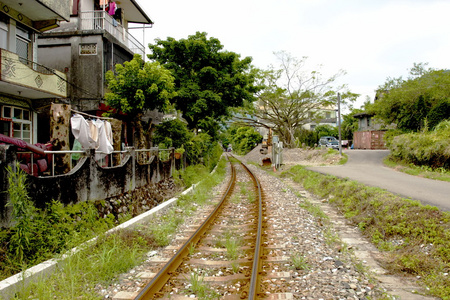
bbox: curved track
[135,155,265,299]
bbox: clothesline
[70,108,115,121]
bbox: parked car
[318,136,336,145]
[318,136,339,150]
[326,140,339,150]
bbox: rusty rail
[135,157,237,299]
[135,155,264,299]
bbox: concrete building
[302,106,338,131]
[36,0,153,144]
[0,0,70,144]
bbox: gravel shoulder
[241,146,438,299]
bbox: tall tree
[147,32,260,137]
[369,63,450,131]
[238,51,357,148]
[105,54,176,148]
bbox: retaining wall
[0,146,176,226]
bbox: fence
[79,10,145,56]
[0,145,183,226]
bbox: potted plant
[174,146,185,159]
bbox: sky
[132,0,450,111]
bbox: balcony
[79,11,145,57]
[0,49,67,99]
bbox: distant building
[352,112,387,149]
[302,106,338,130]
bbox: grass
[291,252,310,271]
[280,165,450,299]
[10,229,157,299]
[384,156,450,182]
[185,270,220,299]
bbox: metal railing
[18,147,174,177]
[79,10,145,56]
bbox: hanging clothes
[105,120,113,145]
[108,1,116,16]
[71,114,96,149]
[94,119,113,154]
[87,119,99,147]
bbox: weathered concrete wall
[0,146,177,226]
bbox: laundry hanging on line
[70,113,113,155]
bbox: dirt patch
[244,145,342,167]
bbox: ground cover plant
[280,165,450,299]
[384,156,450,182]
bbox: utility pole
[337,93,342,156]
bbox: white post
[337,93,342,156]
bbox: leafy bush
[314,124,338,140]
[294,128,318,147]
[153,118,193,149]
[185,133,222,170]
[389,121,450,169]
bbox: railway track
[103,153,388,299]
[135,155,267,299]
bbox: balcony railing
[79,11,145,56]
[0,49,68,98]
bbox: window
[0,19,7,50]
[2,106,32,143]
[0,121,11,136]
[16,25,31,64]
[2,106,11,118]
[326,112,331,119]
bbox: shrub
[389,122,450,170]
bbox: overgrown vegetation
[388,120,450,170]
[1,156,227,298]
[281,165,450,299]
[368,63,450,132]
[0,164,116,281]
[220,125,262,155]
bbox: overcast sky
[133,0,450,110]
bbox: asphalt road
[306,149,450,211]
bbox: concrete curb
[0,183,197,299]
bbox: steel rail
[135,157,237,299]
[239,161,264,299]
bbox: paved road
[306,150,450,211]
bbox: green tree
[147,32,260,137]
[427,99,450,129]
[105,54,176,148]
[223,125,262,155]
[153,118,193,149]
[369,63,450,132]
[341,108,364,140]
[314,124,338,139]
[237,51,358,148]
